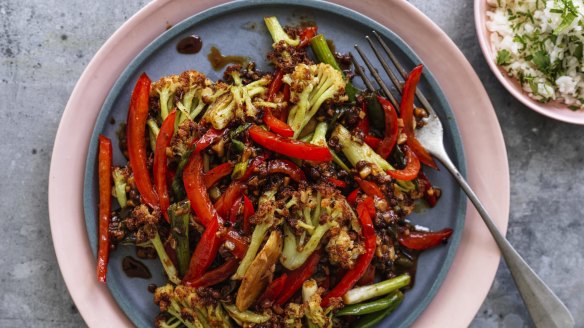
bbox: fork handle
[435,153,574,328]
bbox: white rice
[486,0,584,110]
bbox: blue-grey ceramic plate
[84,1,466,327]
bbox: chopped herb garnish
[555,12,577,33]
[532,51,550,71]
[496,49,512,65]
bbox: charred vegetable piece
[258,273,288,304]
[233,190,277,280]
[97,135,112,283]
[154,110,177,222]
[385,145,421,181]
[276,251,321,305]
[376,95,399,159]
[214,181,245,218]
[400,65,437,169]
[322,198,376,306]
[266,159,306,182]
[398,228,453,251]
[203,162,234,188]
[236,230,283,311]
[182,218,221,283]
[248,125,332,161]
[185,258,238,288]
[127,73,158,208]
[183,152,219,227]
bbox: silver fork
[352,31,574,328]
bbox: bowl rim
[474,0,584,125]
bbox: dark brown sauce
[176,35,203,54]
[207,46,247,70]
[122,256,152,279]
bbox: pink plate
[475,0,584,125]
[48,0,510,327]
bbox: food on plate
[95,16,452,327]
[486,0,584,110]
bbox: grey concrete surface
[0,0,582,327]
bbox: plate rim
[82,1,467,327]
[48,0,510,327]
[474,0,584,125]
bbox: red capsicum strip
[322,198,376,306]
[185,258,239,288]
[224,229,249,259]
[183,218,221,282]
[259,273,288,303]
[355,177,384,198]
[228,197,243,223]
[276,251,321,305]
[249,125,332,161]
[386,145,421,181]
[153,110,177,222]
[267,70,284,101]
[240,155,267,181]
[127,73,158,207]
[214,181,245,218]
[279,84,291,121]
[418,171,438,207]
[97,135,112,283]
[364,135,381,149]
[401,65,438,169]
[267,159,306,182]
[361,196,377,218]
[264,70,295,137]
[327,177,347,188]
[298,26,318,48]
[398,228,453,251]
[346,188,360,206]
[242,194,255,234]
[203,162,234,188]
[192,128,225,154]
[183,152,219,227]
[376,95,399,159]
[263,109,294,137]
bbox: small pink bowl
[475,0,584,125]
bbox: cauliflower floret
[326,229,365,269]
[284,63,347,138]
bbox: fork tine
[365,35,403,94]
[371,31,435,115]
[349,52,375,92]
[371,31,408,78]
[353,44,400,109]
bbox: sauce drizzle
[122,256,152,279]
[176,35,203,54]
[207,46,247,70]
